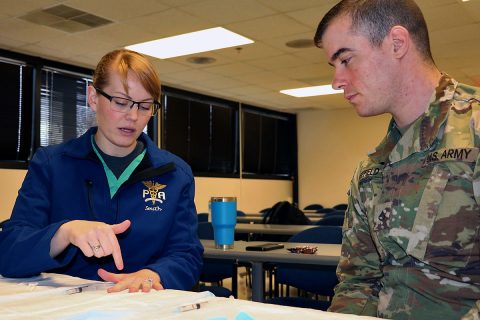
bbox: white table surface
[0,273,382,320]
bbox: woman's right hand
[50,219,131,270]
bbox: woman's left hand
[97,268,164,293]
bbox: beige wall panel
[297,108,390,209]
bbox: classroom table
[0,273,382,320]
[244,212,325,218]
[202,239,341,302]
[235,223,317,235]
[237,215,322,224]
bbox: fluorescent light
[280,85,343,97]
[126,27,254,59]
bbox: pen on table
[65,283,113,295]
[178,301,208,312]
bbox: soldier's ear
[389,26,409,59]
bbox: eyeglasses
[94,86,160,116]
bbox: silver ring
[91,244,101,251]
[144,278,153,286]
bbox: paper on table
[0,273,113,303]
[0,273,216,320]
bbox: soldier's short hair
[314,0,434,65]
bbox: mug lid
[211,197,237,202]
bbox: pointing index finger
[109,231,124,270]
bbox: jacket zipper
[85,179,97,219]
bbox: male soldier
[314,1,479,319]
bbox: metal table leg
[251,261,264,302]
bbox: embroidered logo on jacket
[142,181,166,212]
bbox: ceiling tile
[179,0,275,25]
[226,14,311,40]
[67,0,169,21]
[0,18,65,44]
[246,54,306,70]
[0,0,478,113]
[125,8,211,38]
[257,0,337,13]
[202,63,263,77]
[214,42,282,62]
[0,0,60,17]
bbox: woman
[0,49,203,293]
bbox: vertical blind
[162,90,238,176]
[242,108,296,177]
[0,58,33,163]
[40,68,95,147]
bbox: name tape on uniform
[423,148,478,166]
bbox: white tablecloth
[0,273,381,320]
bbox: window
[40,67,95,147]
[0,57,33,167]
[242,106,296,178]
[162,87,238,176]
[0,49,296,185]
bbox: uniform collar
[368,74,457,164]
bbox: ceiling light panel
[126,27,254,59]
[280,85,343,97]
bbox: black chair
[236,210,246,216]
[266,226,342,310]
[197,212,209,223]
[0,219,8,231]
[260,208,270,215]
[259,201,311,242]
[303,204,324,212]
[197,222,237,298]
[315,214,345,226]
[316,207,337,214]
[324,209,345,216]
[333,203,348,211]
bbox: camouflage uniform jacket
[329,74,480,320]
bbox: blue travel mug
[211,197,237,250]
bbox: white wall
[0,169,26,221]
[194,177,292,213]
[297,108,390,209]
[0,170,292,220]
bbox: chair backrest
[315,214,345,226]
[236,210,246,216]
[197,213,209,223]
[303,204,324,211]
[324,209,345,216]
[333,203,348,211]
[197,222,214,240]
[276,226,342,296]
[288,225,342,244]
[317,207,337,214]
[0,219,8,231]
[263,201,311,225]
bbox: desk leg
[251,261,264,302]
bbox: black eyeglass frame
[93,86,161,115]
